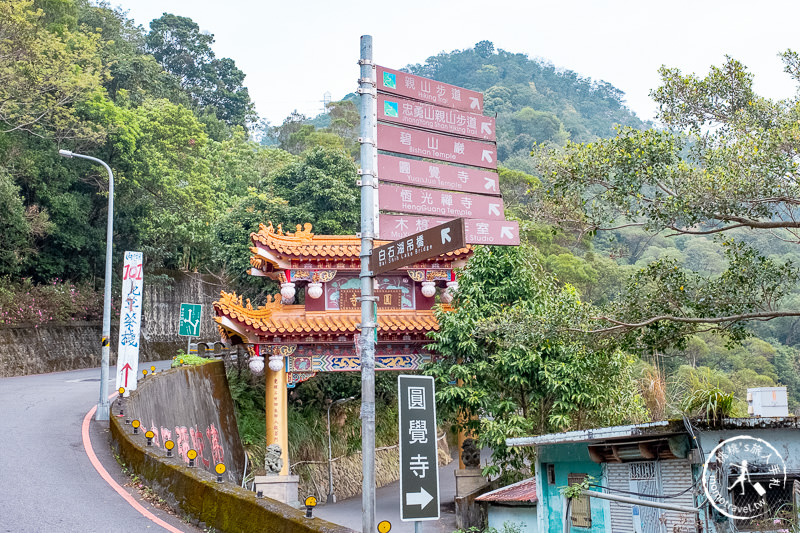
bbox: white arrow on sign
[484,177,497,191]
[481,122,492,135]
[501,226,514,239]
[441,227,451,244]
[488,204,501,216]
[481,150,494,163]
[469,97,480,110]
[406,487,434,509]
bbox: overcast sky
[114,0,800,126]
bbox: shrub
[0,277,113,325]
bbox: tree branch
[574,310,800,334]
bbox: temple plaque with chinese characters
[340,289,402,310]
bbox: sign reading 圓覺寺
[398,374,439,521]
[340,289,402,311]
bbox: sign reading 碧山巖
[377,123,497,170]
[179,303,202,337]
[115,251,143,393]
[398,374,439,521]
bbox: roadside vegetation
[4,0,800,487]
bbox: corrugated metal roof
[505,420,672,448]
[475,477,537,503]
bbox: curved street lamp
[327,395,358,503]
[58,149,114,421]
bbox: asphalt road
[0,362,197,533]
[0,362,483,533]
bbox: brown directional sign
[379,215,521,246]
[370,219,465,275]
[378,94,495,141]
[379,183,505,220]
[378,123,497,170]
[377,155,500,196]
[377,65,483,114]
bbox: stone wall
[294,435,452,502]
[0,271,225,377]
[142,270,225,344]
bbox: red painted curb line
[82,402,186,533]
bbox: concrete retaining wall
[125,360,246,483]
[112,414,352,533]
[111,361,352,533]
[0,271,224,377]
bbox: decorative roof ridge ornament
[287,222,314,241]
[258,221,284,236]
[259,221,314,239]
[216,290,284,317]
[252,221,317,247]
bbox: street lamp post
[326,395,357,503]
[58,149,114,421]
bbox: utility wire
[588,477,700,500]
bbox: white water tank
[747,387,788,417]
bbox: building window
[730,474,796,530]
[568,473,592,528]
[630,461,656,480]
[547,463,556,485]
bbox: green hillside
[2,0,797,434]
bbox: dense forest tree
[145,13,255,127]
[426,244,646,481]
[536,54,800,352]
[2,0,797,434]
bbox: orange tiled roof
[214,291,447,336]
[251,222,471,261]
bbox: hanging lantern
[421,281,436,298]
[280,282,296,303]
[268,354,283,372]
[307,282,323,299]
[248,356,265,375]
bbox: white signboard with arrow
[115,251,144,394]
[398,374,440,522]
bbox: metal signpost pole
[58,150,113,421]
[358,34,377,533]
